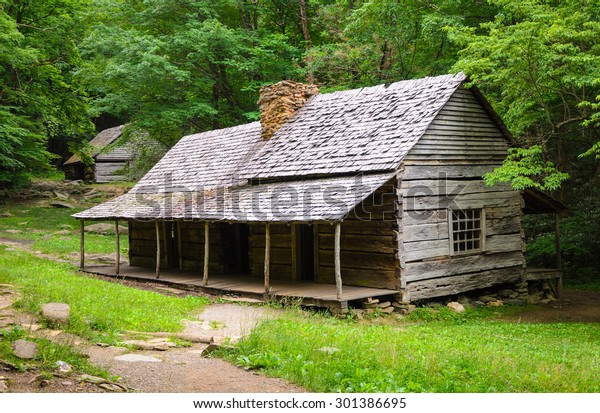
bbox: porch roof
[72,172,395,222]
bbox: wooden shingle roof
[242,73,466,180]
[64,125,126,165]
[74,73,468,222]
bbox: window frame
[448,207,486,256]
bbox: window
[449,208,485,254]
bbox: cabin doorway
[295,224,315,281]
[233,223,251,273]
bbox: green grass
[0,326,112,379]
[564,278,600,292]
[0,248,209,343]
[225,311,600,393]
[0,205,128,257]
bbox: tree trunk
[298,0,311,49]
[298,0,314,84]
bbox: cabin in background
[63,125,132,183]
[73,74,565,310]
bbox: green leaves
[483,146,570,191]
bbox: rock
[378,301,391,308]
[361,302,381,309]
[99,383,125,392]
[509,293,519,299]
[380,306,395,314]
[447,302,465,313]
[486,300,504,307]
[50,201,75,209]
[53,191,69,201]
[0,379,8,393]
[55,361,73,373]
[61,381,74,386]
[54,230,71,236]
[457,295,470,304]
[12,339,38,359]
[317,346,340,355]
[5,229,21,234]
[477,295,497,304]
[41,302,70,324]
[123,340,170,351]
[59,224,74,230]
[539,298,551,304]
[528,292,544,305]
[114,354,162,363]
[20,323,42,332]
[85,223,128,235]
[0,212,13,218]
[407,304,416,314]
[498,289,516,298]
[473,301,486,307]
[78,374,106,384]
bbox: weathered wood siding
[316,180,400,289]
[401,86,525,300]
[249,224,293,280]
[178,222,231,273]
[94,161,128,183]
[129,220,168,268]
[129,220,233,274]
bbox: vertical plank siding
[401,86,525,300]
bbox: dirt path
[502,289,600,323]
[81,303,302,393]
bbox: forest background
[0,0,599,282]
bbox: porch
[83,265,399,309]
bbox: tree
[307,0,498,88]
[0,0,93,187]
[451,0,600,192]
[78,0,304,147]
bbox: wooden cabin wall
[248,224,293,280]
[128,221,232,274]
[401,86,525,300]
[94,161,128,183]
[316,180,400,289]
[129,220,168,268]
[178,222,229,274]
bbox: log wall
[401,86,525,300]
[128,220,234,274]
[248,224,293,280]
[94,161,128,183]
[315,180,400,289]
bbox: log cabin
[73,73,565,309]
[63,125,133,183]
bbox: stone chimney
[258,80,319,140]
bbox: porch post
[264,223,271,293]
[555,214,563,297]
[79,220,85,270]
[177,221,183,270]
[115,220,120,275]
[334,221,342,300]
[155,221,161,279]
[202,221,209,287]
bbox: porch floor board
[83,265,398,308]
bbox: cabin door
[296,224,315,281]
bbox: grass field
[0,248,209,343]
[225,310,600,393]
[0,205,128,258]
